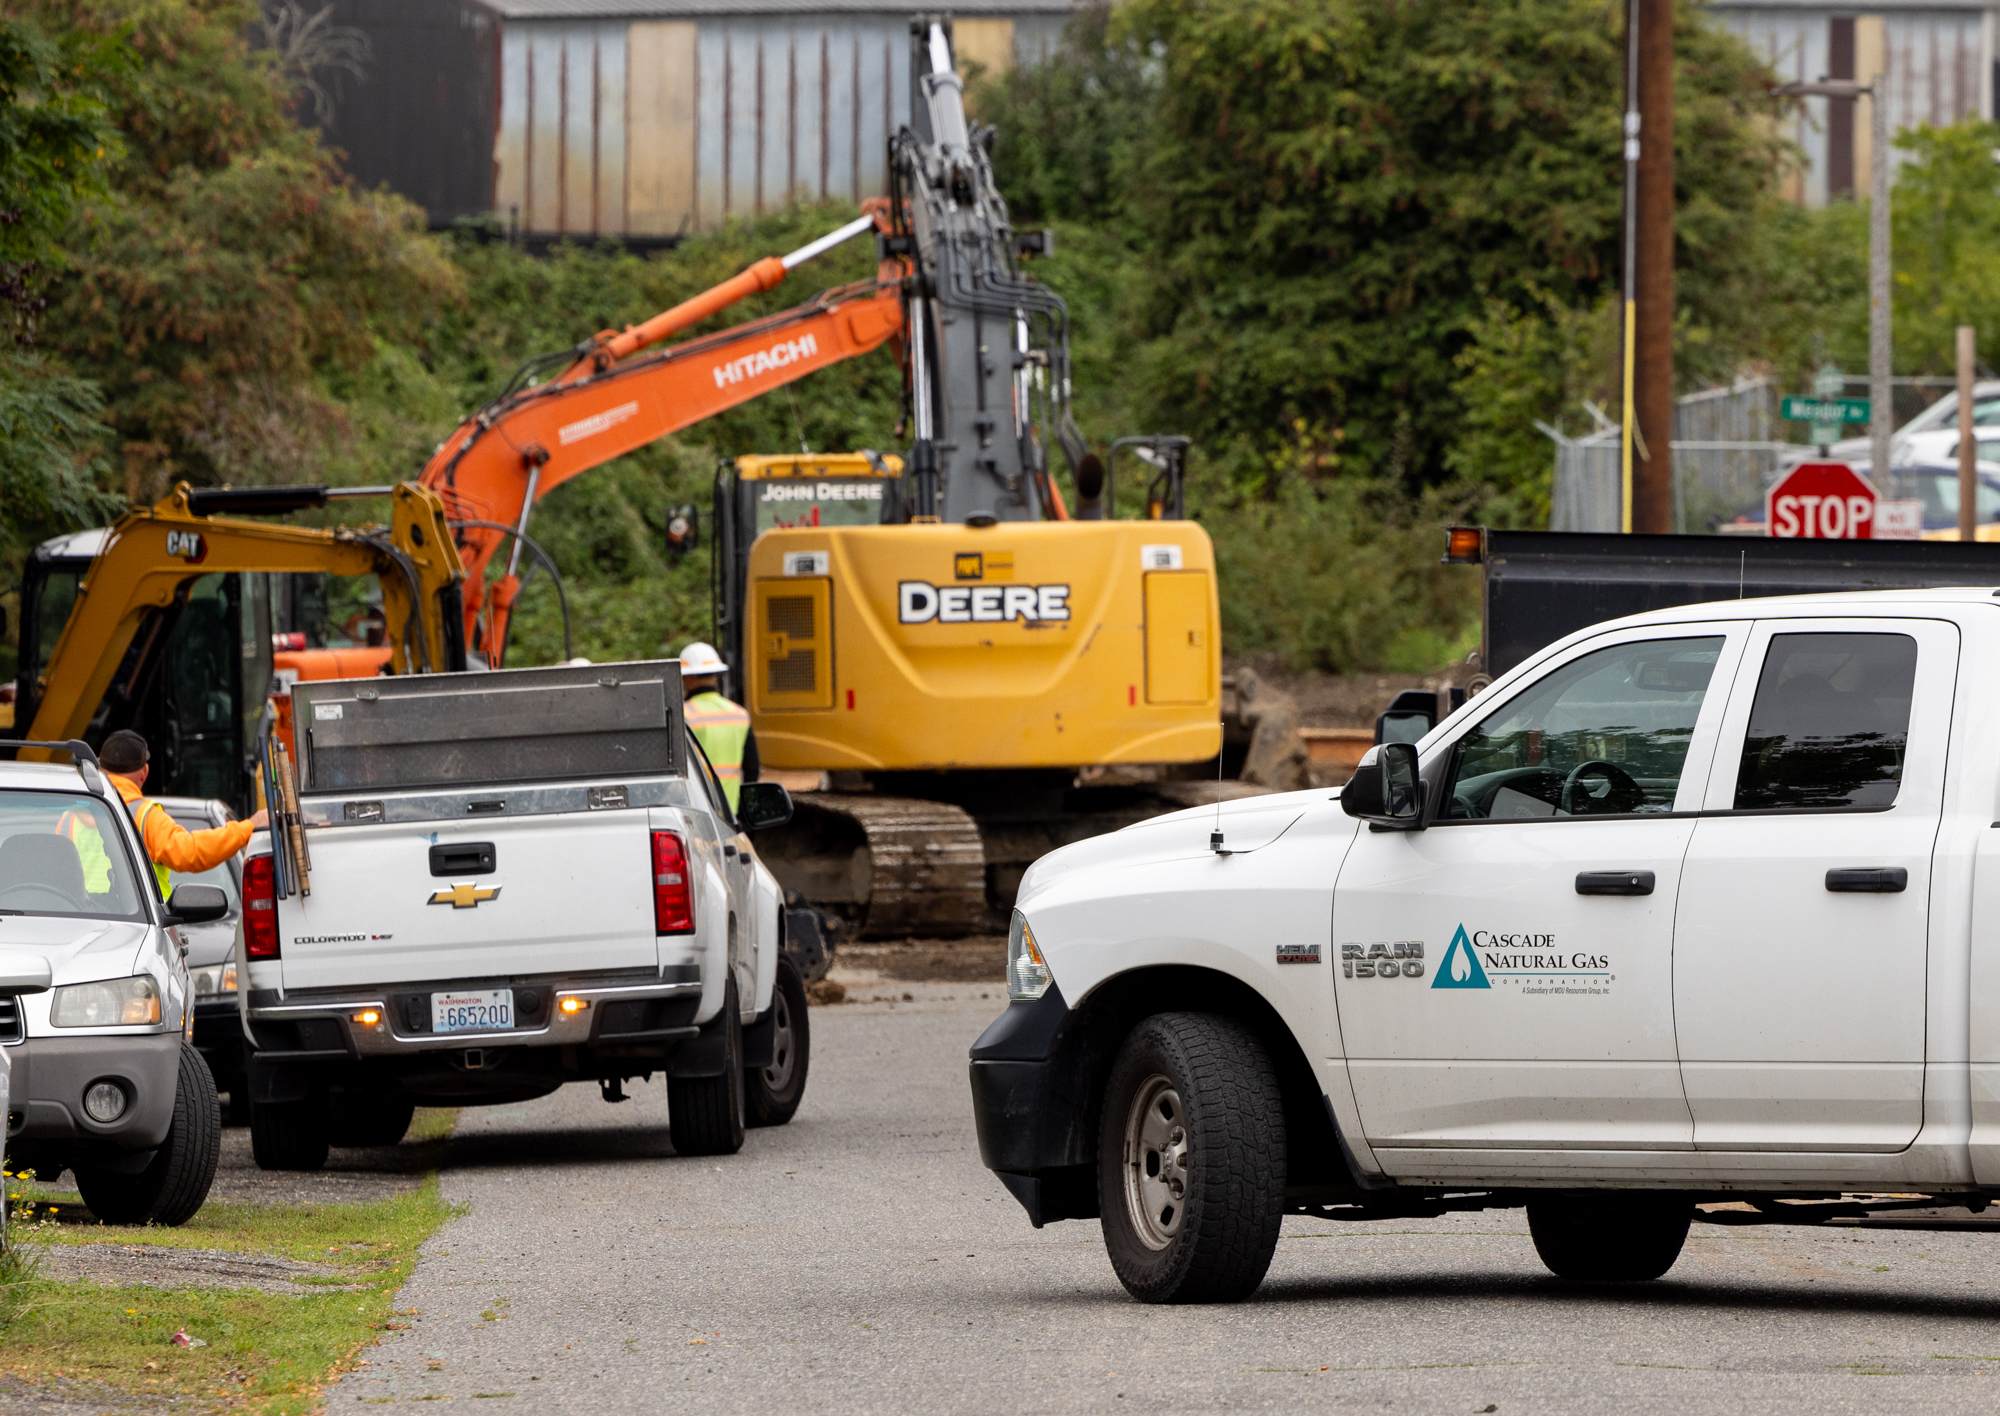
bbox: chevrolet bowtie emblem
[430,883,501,909]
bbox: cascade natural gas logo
[1431,924,1613,994]
[713,333,819,389]
[1433,925,1491,989]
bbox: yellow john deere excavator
[709,19,1223,934]
[9,482,464,811]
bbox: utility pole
[1618,0,1639,534]
[1958,326,1977,542]
[1868,77,1891,495]
[1631,0,1676,533]
[1779,77,1891,492]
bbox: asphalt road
[333,983,2000,1414]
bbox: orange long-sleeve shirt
[110,773,254,874]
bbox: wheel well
[1058,965,1346,1190]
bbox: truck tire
[746,958,810,1128]
[1096,1012,1285,1304]
[329,1092,416,1149]
[670,981,746,1156]
[251,1092,331,1172]
[1527,1193,1691,1281]
[74,1043,221,1227]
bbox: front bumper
[7,1033,181,1149]
[967,986,1099,1227]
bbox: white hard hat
[678,641,728,676]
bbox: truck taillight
[652,831,696,934]
[243,853,280,958]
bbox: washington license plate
[431,989,514,1034]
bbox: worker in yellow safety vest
[92,729,268,895]
[678,642,758,812]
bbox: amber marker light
[559,996,589,1015]
[352,1009,382,1026]
[1441,526,1484,565]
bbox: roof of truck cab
[1604,585,2000,625]
[1472,585,2000,718]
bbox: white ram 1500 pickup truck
[240,661,807,1169]
[972,588,2000,1302]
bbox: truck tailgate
[274,815,657,991]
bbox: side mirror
[736,781,795,832]
[0,949,50,996]
[1374,689,1438,745]
[1340,742,1426,828]
[165,883,231,926]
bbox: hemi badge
[430,884,501,909]
[1275,944,1321,966]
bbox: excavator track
[760,794,989,938]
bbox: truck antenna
[1209,719,1227,854]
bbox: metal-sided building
[323,0,1072,236]
[1709,2,1999,208]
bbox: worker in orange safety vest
[95,729,268,895]
[678,642,758,812]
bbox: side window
[1731,632,1916,811]
[684,728,736,830]
[1442,636,1723,821]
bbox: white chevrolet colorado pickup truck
[240,661,807,1169]
[973,588,2000,1301]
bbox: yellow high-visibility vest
[685,691,750,810]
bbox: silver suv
[0,743,223,1225]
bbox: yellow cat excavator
[8,482,464,809]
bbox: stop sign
[1766,461,1878,539]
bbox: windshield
[752,478,890,533]
[32,568,83,683]
[0,791,148,921]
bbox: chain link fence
[1546,378,1798,533]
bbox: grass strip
[0,1110,460,1414]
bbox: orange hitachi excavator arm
[419,213,905,664]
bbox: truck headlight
[1007,911,1052,1001]
[191,963,238,998]
[51,976,161,1028]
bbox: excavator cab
[713,452,905,691]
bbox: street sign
[1781,396,1871,424]
[1875,499,1924,540]
[1766,461,1878,539]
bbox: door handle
[429,842,496,877]
[1826,867,1908,893]
[1576,870,1655,896]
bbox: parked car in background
[1817,379,2000,465]
[155,796,248,1124]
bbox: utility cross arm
[24,482,464,748]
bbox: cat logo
[429,883,501,909]
[165,530,206,563]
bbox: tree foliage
[982,0,1789,494]
[22,0,458,496]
